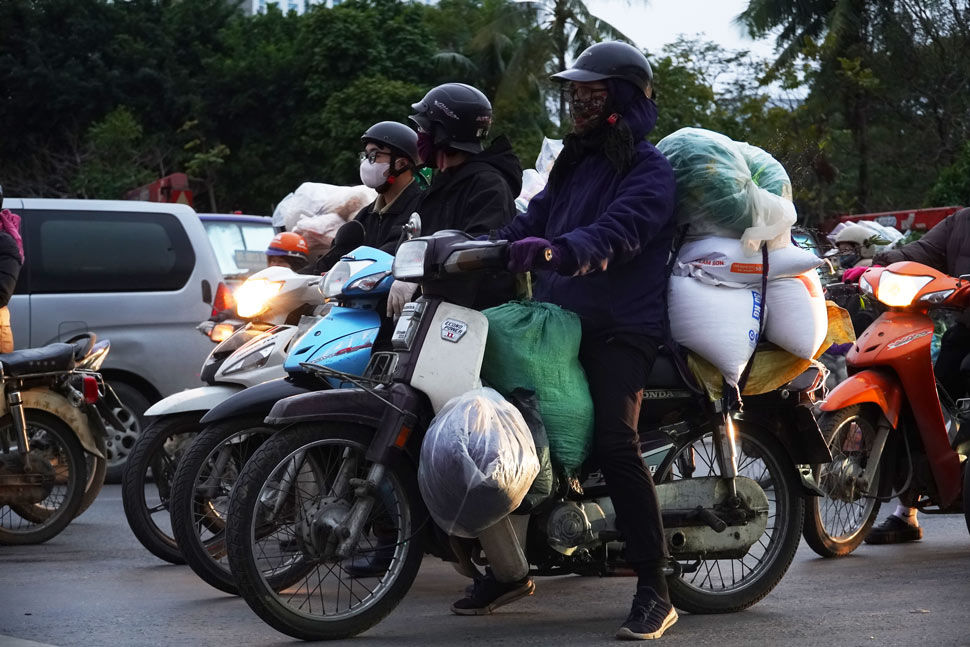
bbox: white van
[3,198,226,479]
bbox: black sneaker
[451,573,535,616]
[616,589,678,640]
[864,515,923,544]
[343,542,396,578]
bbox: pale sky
[585,0,777,60]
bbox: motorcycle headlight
[859,274,873,296]
[235,279,284,318]
[346,271,390,292]
[392,240,427,280]
[876,271,933,307]
[221,340,275,375]
[322,260,376,298]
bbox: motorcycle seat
[0,343,77,378]
[64,333,97,362]
[645,352,687,389]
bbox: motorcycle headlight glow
[392,240,427,280]
[876,271,933,307]
[235,279,284,318]
[322,260,376,298]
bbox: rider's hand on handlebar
[387,280,419,319]
[842,265,879,283]
[508,237,559,273]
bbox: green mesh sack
[657,128,795,248]
[481,301,594,479]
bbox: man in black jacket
[387,83,522,316]
[354,121,425,254]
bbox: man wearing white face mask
[354,121,425,255]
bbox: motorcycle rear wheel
[803,405,883,557]
[662,423,804,614]
[0,411,86,545]
[226,423,424,641]
[170,415,275,595]
[121,413,202,564]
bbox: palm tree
[737,0,885,210]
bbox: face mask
[838,252,861,269]
[416,131,436,167]
[569,94,608,133]
[359,159,390,189]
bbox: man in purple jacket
[450,42,678,640]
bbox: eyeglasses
[359,150,391,164]
[562,85,609,102]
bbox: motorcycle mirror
[333,220,365,250]
[403,212,422,240]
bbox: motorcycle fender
[819,369,902,428]
[200,377,318,425]
[0,389,103,458]
[144,385,242,417]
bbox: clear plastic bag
[272,183,377,231]
[515,138,563,213]
[657,128,796,252]
[418,388,540,538]
[292,212,346,253]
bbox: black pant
[579,333,668,563]
[935,322,970,401]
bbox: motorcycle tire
[121,413,202,564]
[226,423,425,641]
[0,411,87,545]
[963,452,970,537]
[13,412,106,523]
[803,405,883,558]
[664,423,804,614]
[170,415,275,595]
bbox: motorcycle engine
[545,500,613,555]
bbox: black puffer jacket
[0,232,21,307]
[354,180,425,254]
[874,208,970,277]
[417,136,522,236]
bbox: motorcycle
[804,261,970,556]
[122,264,329,563]
[223,226,830,641]
[0,338,110,544]
[167,241,395,594]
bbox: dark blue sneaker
[451,573,535,616]
[616,588,678,640]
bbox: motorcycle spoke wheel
[227,425,424,641]
[663,426,803,613]
[803,405,882,557]
[0,412,86,545]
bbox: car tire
[105,381,152,483]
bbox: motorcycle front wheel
[226,423,425,641]
[169,415,276,595]
[803,404,883,557]
[662,423,804,614]
[0,411,86,545]
[121,413,202,564]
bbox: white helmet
[835,223,878,258]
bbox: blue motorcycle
[167,241,395,595]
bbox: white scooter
[121,264,328,564]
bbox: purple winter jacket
[497,97,676,338]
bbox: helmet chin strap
[376,155,410,194]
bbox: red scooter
[803,261,970,556]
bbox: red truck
[839,206,962,232]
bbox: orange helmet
[267,232,309,261]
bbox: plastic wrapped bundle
[674,236,823,287]
[417,388,540,538]
[272,183,377,231]
[657,128,796,251]
[481,301,594,479]
[515,138,564,213]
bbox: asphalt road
[0,486,968,647]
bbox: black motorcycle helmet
[551,41,653,93]
[361,121,420,165]
[409,83,492,154]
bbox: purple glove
[508,237,559,273]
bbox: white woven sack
[674,237,823,287]
[668,275,763,386]
[764,271,828,359]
